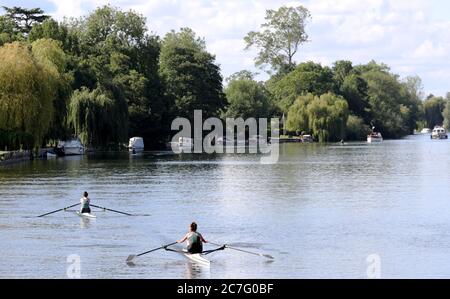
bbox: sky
[2,0,450,96]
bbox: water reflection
[79,216,94,229]
[1,136,450,278]
[184,262,211,279]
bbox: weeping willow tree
[31,38,72,141]
[67,86,128,147]
[308,93,349,142]
[286,93,349,142]
[0,42,57,149]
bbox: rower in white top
[77,191,96,218]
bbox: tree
[225,70,258,83]
[286,93,349,142]
[244,5,311,73]
[268,61,335,113]
[0,15,21,46]
[332,60,354,86]
[423,97,445,129]
[307,93,349,142]
[346,115,370,141]
[31,38,72,141]
[68,5,164,147]
[0,42,58,149]
[160,28,225,120]
[443,99,450,130]
[224,73,273,119]
[339,74,370,121]
[2,6,49,34]
[359,63,420,138]
[285,93,315,135]
[67,87,128,147]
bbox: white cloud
[412,40,447,59]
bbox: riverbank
[0,150,31,165]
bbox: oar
[37,203,80,218]
[210,242,274,260]
[90,204,134,216]
[126,242,177,263]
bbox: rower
[80,191,91,214]
[177,222,208,254]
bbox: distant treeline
[0,5,449,150]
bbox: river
[0,134,449,278]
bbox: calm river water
[0,134,449,278]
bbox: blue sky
[2,0,449,97]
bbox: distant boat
[301,135,314,143]
[128,137,144,152]
[431,126,448,140]
[367,131,383,143]
[169,137,194,153]
[56,137,85,156]
[420,128,431,134]
[46,151,57,159]
[215,137,234,146]
[249,135,267,145]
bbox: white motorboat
[420,128,431,134]
[431,126,448,140]
[367,131,383,143]
[56,137,85,156]
[301,135,314,143]
[128,137,145,152]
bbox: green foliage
[332,61,370,122]
[2,6,49,34]
[423,97,445,129]
[0,15,22,46]
[224,74,274,119]
[286,93,349,142]
[160,28,225,120]
[67,5,164,148]
[285,93,315,135]
[268,61,335,113]
[443,100,450,130]
[346,115,371,141]
[361,65,418,138]
[32,38,73,141]
[0,42,57,149]
[67,87,128,147]
[244,5,311,73]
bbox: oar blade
[126,255,137,263]
[263,254,274,260]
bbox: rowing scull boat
[182,251,211,266]
[76,211,97,219]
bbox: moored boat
[128,137,144,152]
[431,126,448,139]
[56,137,85,156]
[367,127,383,143]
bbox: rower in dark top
[177,222,208,254]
